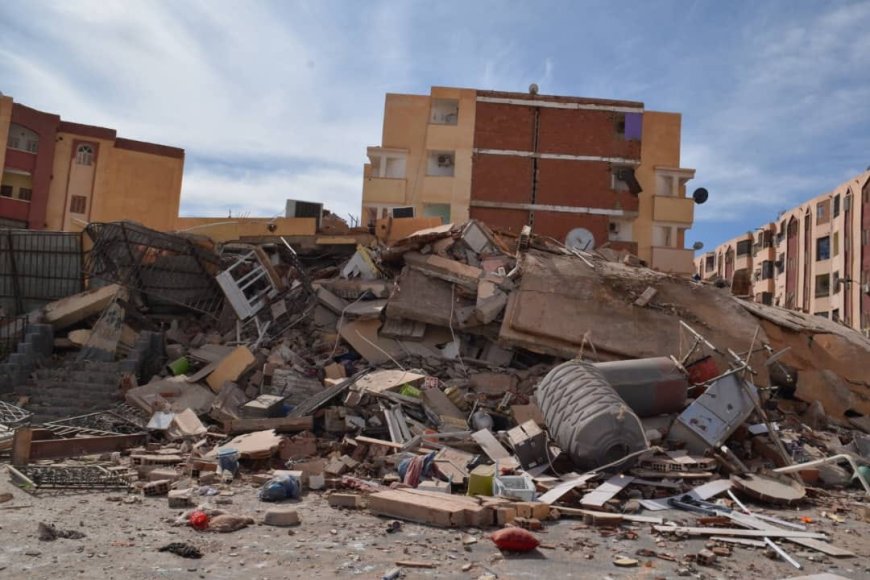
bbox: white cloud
[180,164,361,223]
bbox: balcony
[651,246,695,274]
[0,196,31,223]
[362,177,406,204]
[652,195,694,224]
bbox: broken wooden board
[206,346,256,392]
[367,488,493,527]
[581,475,634,508]
[421,387,465,420]
[208,429,286,460]
[433,446,475,485]
[222,416,314,435]
[338,318,404,365]
[353,370,426,395]
[537,473,597,505]
[471,429,520,471]
[555,506,663,525]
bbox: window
[75,144,95,165]
[429,99,459,125]
[761,292,773,306]
[833,195,840,218]
[613,167,641,194]
[0,185,11,197]
[736,240,751,256]
[705,255,715,270]
[833,232,839,257]
[832,309,840,322]
[814,273,830,297]
[761,260,774,280]
[816,201,827,224]
[18,187,32,201]
[422,203,451,224]
[816,236,830,261]
[7,123,38,153]
[833,271,840,294]
[865,229,870,246]
[69,195,87,214]
[844,194,852,212]
[426,151,455,176]
[815,311,829,319]
[615,113,626,137]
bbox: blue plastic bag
[258,474,300,502]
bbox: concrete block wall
[0,323,53,394]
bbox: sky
[1,0,868,251]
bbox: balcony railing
[651,246,695,274]
[652,195,694,224]
[362,177,407,204]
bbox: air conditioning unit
[609,222,620,234]
[285,199,323,229]
[437,154,454,167]
[863,282,870,295]
[391,206,415,219]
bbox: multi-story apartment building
[0,94,184,232]
[695,171,870,334]
[362,86,698,274]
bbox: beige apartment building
[362,86,700,274]
[695,171,870,334]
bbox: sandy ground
[0,466,868,580]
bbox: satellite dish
[529,83,539,95]
[692,188,709,204]
[692,241,704,251]
[565,228,596,251]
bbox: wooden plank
[11,427,32,465]
[354,370,425,394]
[652,526,827,540]
[368,488,491,528]
[709,536,767,548]
[223,416,314,435]
[537,473,597,505]
[354,436,405,449]
[471,429,520,470]
[27,433,146,461]
[555,506,663,525]
[581,475,634,508]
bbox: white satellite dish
[565,227,596,251]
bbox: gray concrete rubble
[1,218,869,576]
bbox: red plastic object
[189,510,210,531]
[686,355,719,385]
[491,527,540,552]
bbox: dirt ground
[1,466,868,580]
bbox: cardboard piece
[206,346,256,392]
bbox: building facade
[695,171,870,334]
[0,94,184,232]
[362,86,697,274]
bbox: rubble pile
[1,217,869,573]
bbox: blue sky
[1,1,868,251]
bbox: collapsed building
[1,216,869,572]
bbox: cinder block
[328,493,363,509]
[147,468,179,482]
[143,479,171,497]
